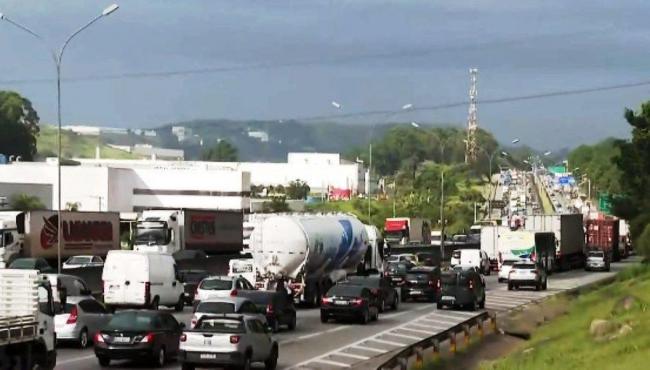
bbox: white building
[247,130,269,143]
[0,162,250,212]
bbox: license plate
[204,339,212,345]
[113,337,131,343]
[441,295,455,301]
[392,277,401,281]
[411,290,422,295]
[200,353,217,359]
[335,300,348,305]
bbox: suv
[508,262,547,291]
[384,262,414,286]
[438,266,486,311]
[339,275,399,312]
[401,267,440,303]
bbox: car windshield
[67,256,92,264]
[196,318,246,333]
[407,272,430,280]
[501,260,517,266]
[134,227,167,244]
[200,279,233,290]
[387,263,409,273]
[196,302,236,314]
[10,259,36,269]
[105,312,157,331]
[513,263,536,269]
[588,251,604,258]
[61,303,76,314]
[326,285,364,297]
[441,273,457,285]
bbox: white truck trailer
[0,211,21,268]
[0,269,57,369]
[249,214,372,306]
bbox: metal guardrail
[377,311,497,370]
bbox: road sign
[598,193,613,214]
[490,200,506,209]
[549,165,566,174]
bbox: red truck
[585,218,620,262]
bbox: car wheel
[535,283,541,291]
[437,302,443,310]
[270,319,280,333]
[360,309,370,325]
[150,296,160,310]
[78,328,89,349]
[265,346,278,370]
[288,314,297,330]
[372,308,379,321]
[507,283,513,291]
[542,279,548,290]
[241,353,252,370]
[392,294,399,310]
[469,300,477,311]
[175,295,184,312]
[320,311,329,323]
[97,356,110,367]
[154,347,166,367]
[181,364,195,370]
[379,298,386,313]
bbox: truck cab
[384,218,431,245]
[0,211,21,268]
[134,210,182,254]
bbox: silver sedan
[54,296,113,348]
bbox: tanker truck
[249,214,371,306]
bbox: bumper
[179,350,244,366]
[94,343,155,360]
[55,324,82,340]
[586,264,608,271]
[439,294,472,306]
[321,306,365,318]
[509,279,539,287]
[401,287,436,299]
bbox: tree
[0,91,40,161]
[9,193,45,211]
[262,196,290,213]
[286,180,310,200]
[201,140,238,161]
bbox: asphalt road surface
[55,257,638,370]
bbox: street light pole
[1,4,120,273]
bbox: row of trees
[0,91,40,161]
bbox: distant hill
[37,125,138,160]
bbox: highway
[55,257,638,370]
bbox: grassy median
[480,264,650,370]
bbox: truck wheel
[174,295,185,312]
[150,296,160,310]
[265,346,278,370]
[98,356,110,367]
[78,328,89,349]
[379,298,386,313]
[288,314,297,330]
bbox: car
[94,310,184,367]
[9,257,55,273]
[62,255,104,270]
[178,269,209,305]
[401,266,441,303]
[238,290,297,333]
[498,259,521,283]
[43,273,94,310]
[585,250,610,272]
[320,284,379,324]
[451,249,490,275]
[194,275,256,304]
[438,266,486,311]
[102,250,185,311]
[191,297,264,329]
[179,314,278,370]
[508,262,548,291]
[339,274,399,312]
[384,261,414,286]
[55,296,112,348]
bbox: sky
[1,0,649,149]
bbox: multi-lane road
[56,257,638,370]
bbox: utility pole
[465,68,478,163]
[440,170,445,259]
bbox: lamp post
[1,4,120,273]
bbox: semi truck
[0,269,57,369]
[249,214,375,306]
[0,211,21,268]
[585,218,620,262]
[10,211,120,264]
[524,214,585,271]
[480,227,555,272]
[134,209,243,255]
[383,217,431,245]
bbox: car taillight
[266,304,274,314]
[384,271,389,277]
[230,289,238,297]
[94,332,105,343]
[468,279,474,290]
[322,297,332,304]
[428,280,435,287]
[139,332,155,343]
[436,279,441,290]
[230,335,240,344]
[190,317,197,328]
[352,298,364,306]
[66,306,78,324]
[180,334,187,342]
[145,282,151,304]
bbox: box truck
[384,217,431,245]
[585,218,620,262]
[524,214,585,271]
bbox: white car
[387,253,419,265]
[62,255,104,270]
[507,261,547,291]
[194,276,256,303]
[498,259,520,283]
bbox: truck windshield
[134,227,168,245]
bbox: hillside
[37,125,137,160]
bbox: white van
[451,249,490,275]
[102,250,185,311]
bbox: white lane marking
[369,338,408,346]
[429,312,472,322]
[297,325,347,340]
[486,301,523,308]
[420,318,455,325]
[400,326,438,335]
[57,355,96,365]
[416,305,433,311]
[406,323,449,331]
[384,332,423,340]
[381,310,412,319]
[311,358,351,367]
[351,345,386,353]
[440,310,480,317]
[332,352,370,360]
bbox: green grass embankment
[37,125,138,159]
[480,264,650,370]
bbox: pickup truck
[179,314,279,370]
[0,269,57,369]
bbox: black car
[9,257,55,273]
[438,266,486,311]
[178,269,209,305]
[339,275,399,312]
[94,310,184,367]
[401,266,441,303]
[239,290,297,333]
[384,262,414,287]
[321,284,379,324]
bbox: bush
[634,223,650,261]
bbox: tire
[372,308,379,321]
[392,294,399,310]
[469,300,477,311]
[175,295,185,312]
[437,302,443,310]
[182,364,195,370]
[507,283,513,291]
[154,347,166,368]
[265,346,278,370]
[78,328,89,349]
[270,319,280,333]
[39,350,57,370]
[379,298,386,313]
[150,296,160,310]
[479,294,485,309]
[320,311,329,323]
[542,279,548,290]
[97,356,110,367]
[535,283,541,291]
[240,354,252,370]
[288,314,297,330]
[360,309,370,325]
